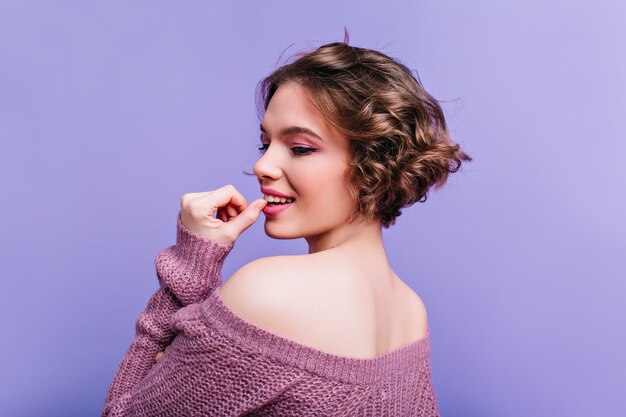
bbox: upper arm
[107,294,304,416]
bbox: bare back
[257,250,430,359]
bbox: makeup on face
[260,186,296,216]
[254,83,351,230]
[262,200,294,216]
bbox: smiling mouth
[263,194,296,206]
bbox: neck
[305,216,386,256]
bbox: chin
[263,221,302,240]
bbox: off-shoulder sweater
[101,212,440,416]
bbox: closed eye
[257,144,317,156]
[291,146,316,156]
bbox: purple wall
[1,1,624,416]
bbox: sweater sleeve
[101,212,235,417]
[104,303,305,417]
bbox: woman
[102,37,472,416]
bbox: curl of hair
[255,30,472,228]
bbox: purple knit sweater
[102,212,440,416]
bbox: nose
[253,143,283,182]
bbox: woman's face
[254,82,356,245]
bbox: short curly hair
[255,34,472,228]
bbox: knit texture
[102,212,440,416]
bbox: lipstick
[260,186,294,199]
[262,200,294,216]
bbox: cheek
[297,164,350,207]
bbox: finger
[181,187,244,211]
[155,351,164,363]
[224,198,267,238]
[226,205,238,219]
[217,207,227,222]
[185,185,248,220]
[211,185,248,213]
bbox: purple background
[1,1,624,416]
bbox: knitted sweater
[102,212,440,417]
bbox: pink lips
[260,186,294,199]
[260,186,295,217]
[262,200,294,216]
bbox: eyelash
[257,143,316,156]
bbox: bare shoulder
[219,255,310,336]
[397,278,430,340]
[220,253,431,355]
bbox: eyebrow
[259,124,325,142]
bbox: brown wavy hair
[254,31,473,228]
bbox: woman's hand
[155,346,168,363]
[180,184,268,244]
